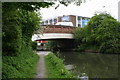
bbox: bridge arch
[32,33,74,41]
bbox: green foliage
[77,44,86,51]
[2,2,54,78]
[73,13,120,54]
[31,41,37,50]
[2,10,22,56]
[87,14,119,44]
[45,53,74,78]
[2,45,39,79]
[18,10,41,45]
[46,40,58,50]
[2,2,54,12]
[99,40,120,54]
[73,27,85,45]
[2,2,54,56]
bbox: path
[36,51,50,78]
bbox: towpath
[36,51,50,78]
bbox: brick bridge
[42,25,76,33]
[32,25,77,41]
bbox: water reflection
[58,52,118,78]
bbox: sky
[39,0,120,21]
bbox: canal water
[57,52,118,78]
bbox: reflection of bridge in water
[32,25,77,50]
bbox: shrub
[99,40,120,54]
[2,11,22,56]
[31,41,37,50]
[2,45,39,79]
[77,44,86,51]
[45,53,74,78]
[73,13,120,54]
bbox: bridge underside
[32,33,74,41]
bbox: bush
[31,41,37,50]
[2,45,39,79]
[2,11,22,56]
[77,44,86,51]
[73,13,120,54]
[45,53,74,78]
[99,40,120,54]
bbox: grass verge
[45,52,74,78]
[2,46,39,79]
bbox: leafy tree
[31,41,37,50]
[73,27,85,46]
[2,2,54,56]
[18,10,41,45]
[2,2,55,79]
[84,14,115,45]
[56,0,84,6]
[2,8,22,56]
[73,13,120,54]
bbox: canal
[56,51,118,78]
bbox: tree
[73,13,120,54]
[73,27,85,45]
[2,2,54,56]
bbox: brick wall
[58,17,62,22]
[69,15,76,27]
[42,25,76,33]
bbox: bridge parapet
[41,25,76,33]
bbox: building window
[82,19,89,27]
[54,18,57,23]
[62,16,70,22]
[78,16,81,20]
[78,24,81,27]
[49,19,52,24]
[45,20,48,24]
[82,17,85,20]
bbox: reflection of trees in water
[60,52,118,78]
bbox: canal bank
[35,50,118,78]
[44,52,74,78]
[35,51,75,78]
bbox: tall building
[42,15,90,27]
[118,1,120,22]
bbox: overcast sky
[40,0,120,21]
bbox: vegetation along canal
[56,51,118,78]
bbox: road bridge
[32,25,76,50]
[32,25,76,41]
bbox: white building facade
[42,15,90,27]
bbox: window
[78,24,81,27]
[78,16,81,20]
[45,20,48,24]
[49,19,52,24]
[54,18,57,23]
[82,17,85,20]
[82,19,89,27]
[62,16,70,22]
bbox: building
[118,1,120,22]
[42,15,90,27]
